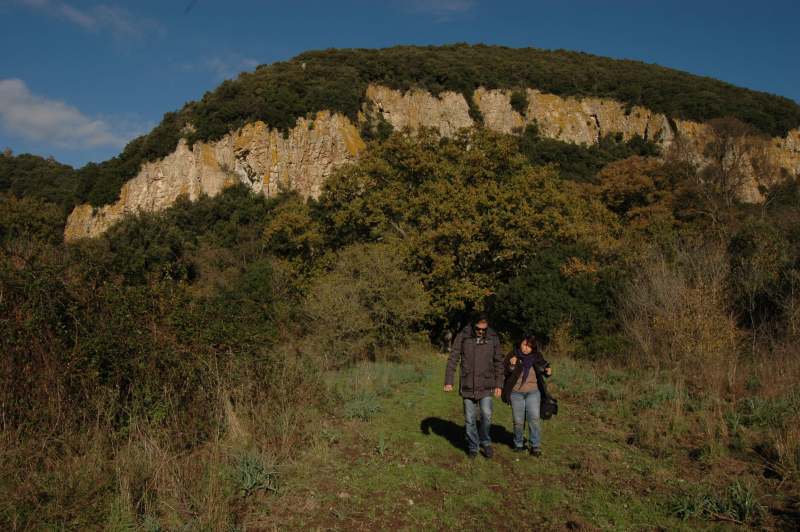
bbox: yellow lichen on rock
[200,143,219,169]
[342,120,366,156]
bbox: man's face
[475,320,488,339]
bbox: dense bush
[303,242,429,366]
[0,152,79,216]
[728,217,797,340]
[317,128,618,321]
[509,88,529,115]
[493,243,623,355]
[619,244,742,392]
[518,124,660,181]
[0,193,65,246]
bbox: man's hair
[472,311,489,324]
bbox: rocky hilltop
[65,85,800,241]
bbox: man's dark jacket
[445,325,505,400]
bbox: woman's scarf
[515,346,537,385]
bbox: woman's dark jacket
[444,325,505,400]
[501,349,551,404]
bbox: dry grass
[619,242,800,500]
[620,243,741,396]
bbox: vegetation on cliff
[0,151,80,217]
[6,44,798,209]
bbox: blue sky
[1,0,798,167]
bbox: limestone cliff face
[364,85,799,201]
[366,86,675,148]
[65,111,364,240]
[523,90,674,147]
[364,85,473,136]
[65,84,800,240]
[772,127,800,177]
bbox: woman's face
[520,340,533,354]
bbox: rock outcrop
[365,86,677,149]
[771,127,800,177]
[65,111,364,240]
[65,84,800,241]
[364,85,473,137]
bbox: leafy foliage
[0,152,79,216]
[317,128,617,320]
[493,243,623,354]
[518,124,660,181]
[509,88,529,115]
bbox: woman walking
[502,335,552,456]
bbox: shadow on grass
[420,417,515,452]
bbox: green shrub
[319,128,618,322]
[343,394,382,421]
[737,392,799,428]
[493,243,621,349]
[227,451,278,497]
[0,193,65,246]
[518,125,660,182]
[728,218,792,335]
[0,152,78,215]
[672,481,765,525]
[303,242,429,365]
[633,380,688,410]
[509,89,528,115]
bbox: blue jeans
[463,396,493,453]
[510,390,541,449]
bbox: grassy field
[236,352,782,531]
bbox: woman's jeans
[510,390,541,449]
[463,396,493,453]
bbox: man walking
[444,313,504,459]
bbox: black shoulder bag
[534,363,559,420]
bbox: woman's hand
[545,367,553,376]
[509,356,517,366]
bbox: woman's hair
[519,334,538,353]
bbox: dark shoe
[482,445,494,459]
[513,446,526,453]
[467,450,478,459]
[530,447,542,457]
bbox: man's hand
[509,356,517,365]
[443,384,453,392]
[545,367,553,376]
[493,387,502,398]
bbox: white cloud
[18,0,164,41]
[0,79,133,149]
